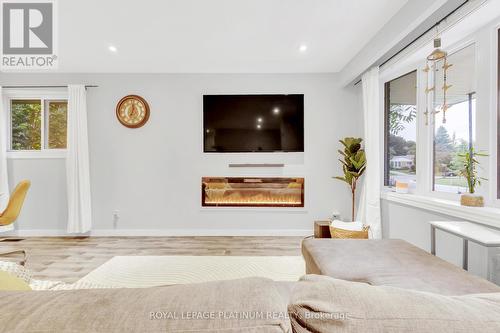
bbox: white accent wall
[1,73,362,235]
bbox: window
[47,101,68,149]
[11,100,42,150]
[432,44,476,193]
[382,25,500,210]
[9,98,67,151]
[384,71,417,187]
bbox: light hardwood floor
[1,236,303,282]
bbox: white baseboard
[1,229,69,237]
[4,229,313,237]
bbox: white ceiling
[57,0,407,73]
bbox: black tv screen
[203,94,304,152]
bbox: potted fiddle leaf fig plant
[334,137,366,221]
[458,148,488,207]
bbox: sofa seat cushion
[0,277,292,333]
[302,238,500,295]
[288,274,500,333]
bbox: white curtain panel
[0,87,13,232]
[66,85,92,233]
[0,87,10,208]
[358,67,382,239]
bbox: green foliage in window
[389,104,416,136]
[434,125,474,191]
[435,126,454,152]
[11,100,41,150]
[387,104,417,181]
[48,102,67,149]
[457,148,488,194]
[388,134,416,158]
[434,125,454,176]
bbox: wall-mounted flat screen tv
[203,94,304,152]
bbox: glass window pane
[47,100,67,149]
[433,97,475,193]
[10,99,42,150]
[385,71,417,187]
[433,44,476,193]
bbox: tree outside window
[47,101,68,149]
[385,71,417,187]
[432,44,476,193]
[433,97,475,193]
[10,99,67,151]
[11,100,42,150]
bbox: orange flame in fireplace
[202,178,304,207]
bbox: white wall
[381,200,491,278]
[1,73,362,235]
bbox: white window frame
[382,41,480,197]
[380,61,421,190]
[380,18,500,225]
[3,88,68,159]
[492,23,500,207]
[382,69,419,187]
[426,41,478,201]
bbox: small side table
[314,220,331,238]
[430,221,500,271]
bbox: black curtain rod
[1,85,98,89]
[353,0,469,86]
[378,0,468,69]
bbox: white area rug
[78,256,305,288]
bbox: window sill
[380,191,500,228]
[6,150,67,159]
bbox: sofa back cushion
[288,274,500,333]
[0,277,291,333]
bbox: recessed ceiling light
[108,45,118,53]
[273,107,280,114]
[257,117,263,123]
[257,124,262,129]
[299,44,308,53]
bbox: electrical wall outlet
[331,211,341,221]
[112,210,120,228]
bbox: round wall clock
[116,95,150,128]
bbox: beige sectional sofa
[301,238,500,295]
[289,274,500,333]
[1,239,500,332]
[0,277,292,333]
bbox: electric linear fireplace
[202,177,304,208]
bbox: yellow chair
[0,180,31,227]
[0,180,31,265]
